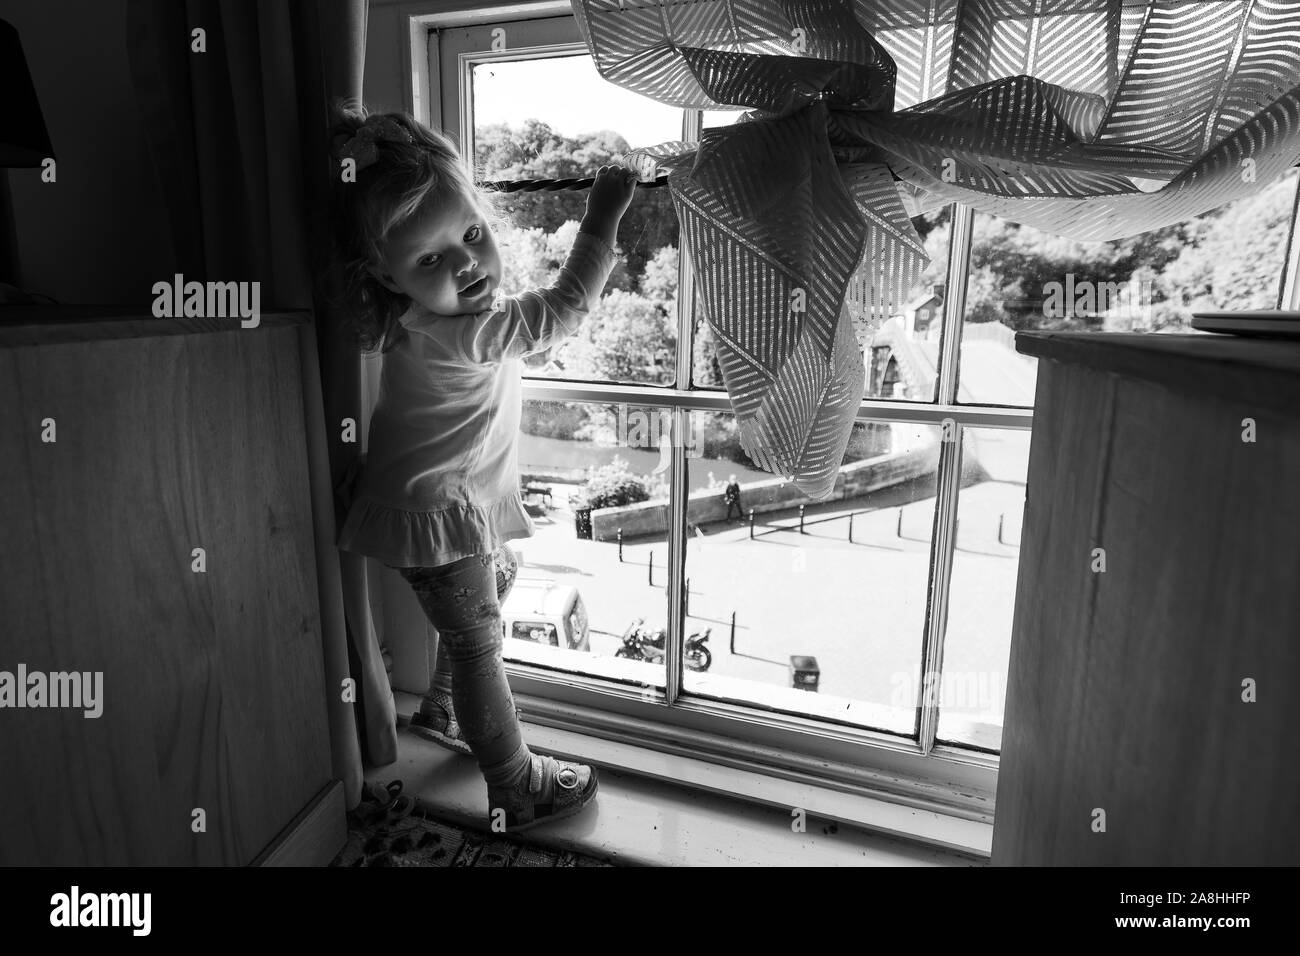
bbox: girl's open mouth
[461,277,488,296]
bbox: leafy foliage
[907,169,1298,333]
[555,289,677,384]
[574,456,654,510]
[482,117,1297,460]
[519,400,589,440]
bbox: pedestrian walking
[724,475,743,520]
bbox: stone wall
[590,441,942,541]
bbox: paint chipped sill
[380,689,990,866]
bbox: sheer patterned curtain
[571,0,1300,495]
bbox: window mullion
[936,203,973,405]
[677,107,702,392]
[665,410,688,705]
[660,108,703,705]
[917,425,962,754]
[916,203,973,754]
[1277,172,1300,309]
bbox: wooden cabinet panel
[0,311,336,865]
[993,332,1300,866]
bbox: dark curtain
[125,0,396,811]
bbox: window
[952,168,1300,407]
[408,4,1300,814]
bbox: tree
[1153,171,1296,323]
[494,220,560,296]
[554,288,677,384]
[475,119,680,284]
[520,400,590,441]
[575,455,654,510]
[474,120,625,238]
[640,244,678,310]
[692,317,724,388]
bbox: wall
[363,0,419,114]
[364,0,572,118]
[590,443,943,541]
[2,0,536,303]
[0,0,175,304]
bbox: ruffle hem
[336,492,535,568]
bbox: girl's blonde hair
[326,100,508,354]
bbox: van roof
[504,578,575,617]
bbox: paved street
[509,428,1029,748]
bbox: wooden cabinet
[991,331,1300,866]
[0,307,344,865]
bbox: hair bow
[338,116,414,172]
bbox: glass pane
[861,207,951,402]
[509,399,672,687]
[935,426,1029,752]
[693,207,952,397]
[958,168,1300,406]
[471,56,682,386]
[682,413,942,735]
[702,109,744,129]
[472,55,683,152]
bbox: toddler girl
[329,106,637,831]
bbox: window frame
[400,0,1300,831]
[430,9,1006,809]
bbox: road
[507,432,1027,749]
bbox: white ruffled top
[336,231,620,568]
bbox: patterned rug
[329,781,614,868]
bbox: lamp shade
[0,18,55,167]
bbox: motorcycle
[615,618,712,672]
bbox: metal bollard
[848,512,854,544]
[799,504,805,533]
[648,550,654,587]
[618,527,624,562]
[748,509,755,539]
[729,610,736,654]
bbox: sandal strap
[530,755,585,797]
[489,756,597,831]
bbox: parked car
[500,578,590,652]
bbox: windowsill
[500,639,1004,750]
[381,690,990,866]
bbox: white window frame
[381,0,1300,843]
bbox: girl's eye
[418,254,439,267]
[466,225,481,242]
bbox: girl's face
[370,186,501,316]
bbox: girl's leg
[401,554,528,783]
[399,553,596,827]
[429,639,453,700]
[415,545,517,749]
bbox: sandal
[358,780,416,821]
[487,754,598,833]
[408,692,472,755]
[409,693,526,757]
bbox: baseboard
[250,780,347,867]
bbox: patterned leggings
[389,547,529,790]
